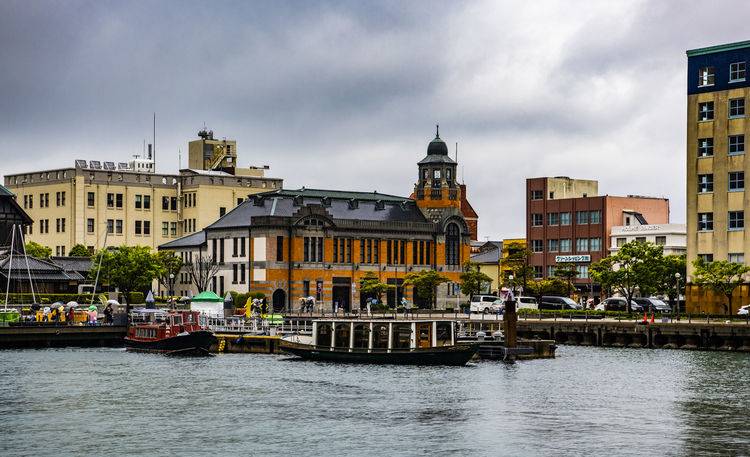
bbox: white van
[470,295,502,314]
[516,296,538,310]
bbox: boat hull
[125,330,217,356]
[280,340,479,366]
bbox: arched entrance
[272,289,286,312]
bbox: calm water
[1,346,749,457]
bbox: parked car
[738,305,750,316]
[470,295,501,314]
[539,296,581,310]
[516,296,539,310]
[601,297,643,312]
[633,297,671,313]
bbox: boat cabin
[311,319,456,351]
[127,309,203,341]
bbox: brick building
[526,177,669,299]
[160,131,474,311]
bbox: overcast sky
[2,0,748,239]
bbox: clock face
[433,170,441,179]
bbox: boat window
[334,324,350,348]
[372,324,389,349]
[417,323,431,349]
[392,324,412,349]
[436,322,452,347]
[172,315,183,326]
[317,323,332,347]
[353,324,369,349]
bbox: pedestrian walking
[103,303,113,324]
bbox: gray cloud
[2,0,749,239]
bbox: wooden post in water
[504,299,517,349]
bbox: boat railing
[201,316,312,335]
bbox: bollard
[504,299,517,349]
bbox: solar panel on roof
[117,162,129,170]
[75,160,88,168]
[89,160,101,169]
[103,161,115,170]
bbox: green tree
[154,251,183,297]
[525,278,569,298]
[692,257,750,315]
[589,240,664,313]
[68,244,91,257]
[459,261,493,299]
[90,246,161,305]
[553,263,579,296]
[359,272,392,305]
[656,254,686,310]
[25,241,51,258]
[403,269,449,309]
[501,242,535,291]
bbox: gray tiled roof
[471,247,500,264]
[206,188,427,230]
[0,255,85,281]
[50,256,92,273]
[158,230,207,249]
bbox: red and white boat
[125,309,216,356]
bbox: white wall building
[609,223,686,256]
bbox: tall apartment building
[686,40,750,313]
[3,132,282,255]
[526,177,669,299]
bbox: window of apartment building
[38,219,47,234]
[730,62,746,82]
[116,193,123,208]
[590,238,601,251]
[729,135,745,155]
[547,239,559,252]
[547,265,556,278]
[530,190,543,200]
[729,211,745,230]
[240,264,245,283]
[589,210,601,224]
[559,238,571,252]
[240,237,246,256]
[23,195,29,209]
[577,265,589,279]
[655,236,666,246]
[730,98,746,118]
[87,192,95,207]
[304,236,323,262]
[547,213,559,226]
[55,218,65,233]
[56,246,66,257]
[162,196,169,210]
[107,193,114,208]
[576,211,589,225]
[115,219,123,234]
[135,221,142,235]
[232,264,238,284]
[107,219,114,234]
[729,171,745,191]
[729,253,745,264]
[698,101,714,121]
[143,221,150,235]
[616,237,626,247]
[219,207,226,217]
[531,213,543,226]
[276,236,284,261]
[531,239,543,252]
[697,174,714,193]
[56,191,65,206]
[698,254,714,263]
[698,138,714,157]
[576,238,589,252]
[143,195,150,210]
[219,239,225,263]
[170,222,177,236]
[41,193,50,208]
[559,212,571,226]
[533,266,543,279]
[162,222,169,237]
[87,218,95,234]
[170,197,177,211]
[232,238,238,257]
[698,212,713,231]
[698,66,715,87]
[135,195,143,209]
[635,237,647,243]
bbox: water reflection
[0,347,748,456]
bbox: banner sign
[555,255,591,263]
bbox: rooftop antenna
[436,124,440,138]
[178,149,182,169]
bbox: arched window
[445,223,460,265]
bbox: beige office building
[3,131,282,255]
[686,40,750,313]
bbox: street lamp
[508,274,515,298]
[169,273,175,308]
[674,272,681,321]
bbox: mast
[4,226,15,310]
[19,225,36,304]
[89,227,109,308]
